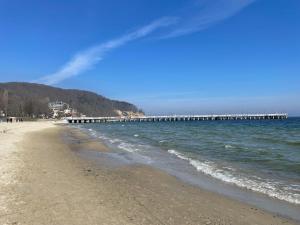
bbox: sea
[75,117,300,220]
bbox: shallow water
[75,118,300,220]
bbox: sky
[0,0,299,115]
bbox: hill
[0,82,143,118]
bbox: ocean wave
[255,137,300,147]
[167,149,300,205]
[286,141,300,146]
[224,144,234,149]
[95,133,121,144]
[87,128,98,137]
[118,142,139,153]
[90,129,140,153]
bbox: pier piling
[67,113,288,124]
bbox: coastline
[0,122,299,225]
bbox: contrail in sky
[36,17,177,85]
[36,0,255,85]
[162,0,255,38]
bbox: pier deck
[67,113,288,124]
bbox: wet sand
[0,122,299,225]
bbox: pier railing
[66,113,288,124]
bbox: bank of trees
[0,82,142,118]
[0,89,50,117]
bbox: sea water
[77,118,300,219]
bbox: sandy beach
[0,122,299,225]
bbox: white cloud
[36,0,255,85]
[162,0,255,38]
[36,17,178,85]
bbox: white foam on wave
[118,142,139,153]
[93,129,139,153]
[86,128,98,137]
[81,127,154,165]
[168,150,189,160]
[108,138,122,144]
[96,133,120,144]
[167,149,300,205]
[225,144,234,149]
[134,134,139,137]
[116,142,154,164]
[97,134,108,140]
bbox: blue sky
[0,0,299,115]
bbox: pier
[67,113,288,124]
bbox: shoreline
[0,122,299,225]
[77,123,300,220]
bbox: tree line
[0,89,51,117]
[0,82,143,118]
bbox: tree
[1,90,8,116]
[24,100,34,117]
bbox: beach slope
[0,122,298,225]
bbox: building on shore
[48,101,79,118]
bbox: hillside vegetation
[0,82,143,117]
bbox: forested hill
[0,82,143,117]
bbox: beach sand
[0,122,298,225]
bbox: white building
[48,101,69,111]
[48,101,78,118]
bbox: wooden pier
[66,113,288,124]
